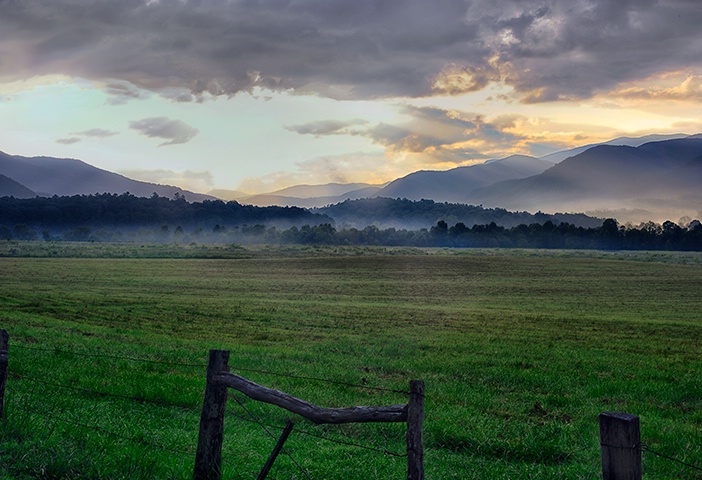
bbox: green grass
[1,243,701,478]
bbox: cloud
[129,117,199,146]
[118,168,214,193]
[291,106,538,167]
[282,105,586,178]
[104,81,149,105]
[237,152,392,194]
[72,128,119,138]
[56,137,81,145]
[483,1,702,102]
[56,127,120,145]
[2,1,699,102]
[285,119,369,136]
[609,72,702,103]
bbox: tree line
[270,219,702,250]
[0,193,700,250]
[2,218,701,251]
[316,197,604,229]
[0,192,326,228]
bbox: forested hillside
[315,197,603,229]
[0,193,327,232]
[0,193,700,250]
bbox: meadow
[0,243,701,479]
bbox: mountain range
[467,136,702,223]
[0,150,213,201]
[1,134,700,225]
[0,174,37,198]
[235,134,701,223]
[378,154,555,203]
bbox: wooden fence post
[0,329,8,419]
[407,380,424,480]
[599,412,642,480]
[194,350,230,480]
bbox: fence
[0,329,421,479]
[2,329,702,479]
[598,412,702,480]
[193,349,423,480]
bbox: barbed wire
[600,442,702,474]
[229,393,314,480]
[13,373,201,412]
[7,337,410,479]
[642,444,702,473]
[10,376,256,479]
[13,342,408,395]
[232,365,409,395]
[13,400,196,459]
[294,426,407,458]
[11,342,208,368]
[225,401,406,458]
[13,339,702,478]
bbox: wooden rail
[214,371,408,424]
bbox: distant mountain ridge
[239,134,693,213]
[315,197,603,230]
[290,134,701,223]
[538,133,689,163]
[0,174,36,198]
[378,155,554,202]
[0,150,213,201]
[239,183,384,207]
[468,137,702,223]
[2,133,700,225]
[265,182,382,199]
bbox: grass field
[1,243,701,479]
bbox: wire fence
[4,338,409,479]
[641,444,702,474]
[4,335,702,479]
[12,342,408,394]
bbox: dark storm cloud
[1,0,700,102]
[482,0,702,101]
[129,117,199,146]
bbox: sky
[1,0,701,196]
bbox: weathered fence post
[0,329,8,419]
[407,380,424,480]
[194,350,230,480]
[599,412,642,480]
